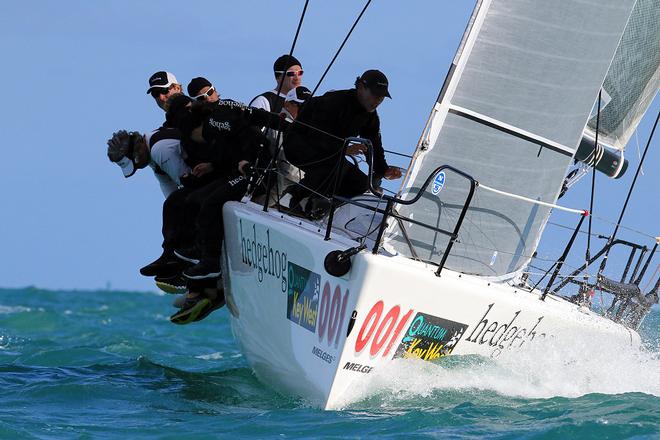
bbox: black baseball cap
[274,54,302,74]
[187,77,213,97]
[359,69,391,98]
[147,71,178,94]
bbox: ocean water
[0,287,658,439]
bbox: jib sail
[385,0,637,278]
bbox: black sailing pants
[196,175,249,263]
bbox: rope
[383,149,413,159]
[478,183,588,215]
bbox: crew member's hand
[346,143,367,156]
[192,162,213,177]
[383,166,403,180]
[238,160,251,176]
[106,130,131,162]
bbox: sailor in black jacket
[167,97,290,281]
[284,70,402,205]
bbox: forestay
[584,0,660,151]
[385,0,637,278]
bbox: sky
[0,1,657,294]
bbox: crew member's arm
[150,138,191,196]
[243,106,292,132]
[363,113,388,177]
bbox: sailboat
[219,0,659,409]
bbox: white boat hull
[221,201,640,409]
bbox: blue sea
[0,287,658,439]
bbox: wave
[337,320,660,408]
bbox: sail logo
[393,312,467,361]
[286,262,320,333]
[431,171,445,195]
[464,303,546,357]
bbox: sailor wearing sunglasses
[187,77,219,103]
[249,54,303,114]
[146,71,182,112]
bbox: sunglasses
[192,86,216,101]
[150,87,171,99]
[276,70,304,77]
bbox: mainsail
[385,0,637,278]
[584,0,660,151]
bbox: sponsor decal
[343,361,373,374]
[286,262,320,333]
[355,301,414,358]
[464,303,546,357]
[393,312,467,361]
[312,345,335,364]
[239,219,288,292]
[317,282,350,349]
[431,171,445,195]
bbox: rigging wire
[599,109,660,274]
[308,0,373,98]
[586,88,602,263]
[259,0,374,208]
[254,0,309,205]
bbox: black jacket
[283,89,388,176]
[181,100,289,178]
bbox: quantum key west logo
[393,312,467,361]
[286,262,320,333]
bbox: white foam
[0,305,31,314]
[196,352,225,360]
[337,330,660,407]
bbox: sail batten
[386,0,638,278]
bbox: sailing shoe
[193,294,225,322]
[139,252,182,277]
[183,260,222,280]
[174,246,201,264]
[169,296,212,325]
[154,273,187,294]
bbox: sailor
[247,56,305,203]
[283,69,402,214]
[146,70,183,114]
[187,76,220,103]
[249,54,304,114]
[274,85,312,205]
[105,124,192,285]
[166,97,291,323]
[106,127,188,198]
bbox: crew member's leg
[140,187,192,277]
[184,175,249,279]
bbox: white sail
[386,0,637,278]
[585,0,660,151]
